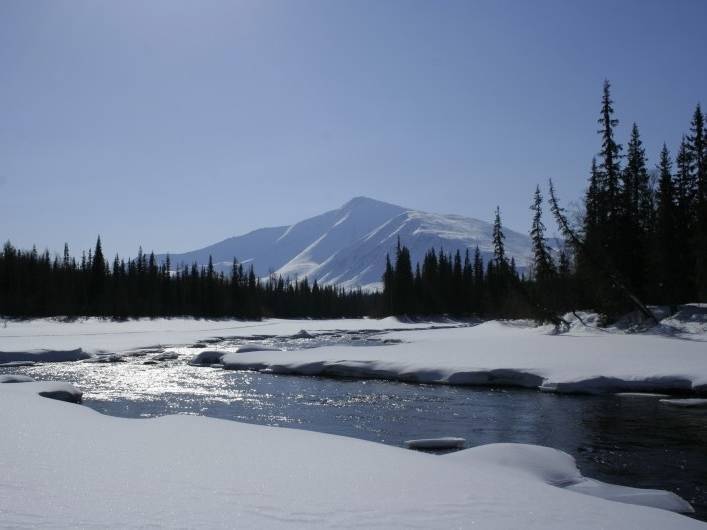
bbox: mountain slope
[160,197,540,290]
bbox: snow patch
[660,398,707,408]
[0,374,34,383]
[0,384,700,529]
[405,437,466,450]
[1,380,83,403]
[448,443,694,514]
[0,348,90,363]
[190,350,227,365]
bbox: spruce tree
[472,246,484,315]
[382,253,394,314]
[492,206,506,267]
[529,185,555,281]
[90,236,105,313]
[393,244,414,315]
[621,123,652,296]
[585,158,600,234]
[653,144,678,306]
[675,137,697,299]
[687,104,707,300]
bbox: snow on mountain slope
[161,197,541,290]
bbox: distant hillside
[159,197,547,290]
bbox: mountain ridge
[159,197,542,290]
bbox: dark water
[2,330,706,521]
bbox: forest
[1,82,705,322]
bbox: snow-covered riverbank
[2,309,706,395]
[0,380,703,529]
[220,319,707,394]
[0,316,438,362]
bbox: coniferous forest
[1,81,705,322]
[0,241,378,319]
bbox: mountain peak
[162,198,536,290]
[341,196,403,211]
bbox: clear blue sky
[1,0,706,259]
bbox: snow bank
[0,383,701,529]
[0,360,35,367]
[0,379,82,403]
[660,398,707,408]
[657,304,707,337]
[405,437,466,450]
[0,374,34,383]
[449,444,693,514]
[221,321,707,394]
[190,350,227,365]
[152,351,179,361]
[235,344,281,353]
[192,345,282,365]
[0,348,90,363]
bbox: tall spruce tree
[597,80,623,226]
[472,246,484,314]
[492,206,506,267]
[382,253,394,314]
[674,137,697,300]
[621,123,652,296]
[687,105,707,299]
[653,144,678,306]
[585,158,600,233]
[529,185,555,281]
[393,244,414,315]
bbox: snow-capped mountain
[160,197,540,290]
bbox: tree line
[384,81,706,322]
[0,239,379,319]
[381,205,573,321]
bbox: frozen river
[2,328,706,521]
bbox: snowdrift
[220,320,707,395]
[0,380,701,529]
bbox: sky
[1,0,706,259]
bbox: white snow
[0,347,90,363]
[616,392,671,398]
[3,315,706,395]
[0,381,701,529]
[235,344,282,353]
[450,444,693,514]
[404,437,466,450]
[0,379,83,402]
[0,374,34,383]
[0,360,36,367]
[190,349,228,365]
[220,320,707,394]
[660,398,707,408]
[0,316,433,358]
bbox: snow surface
[2,315,706,395]
[0,379,83,402]
[0,316,433,359]
[660,398,707,408]
[0,381,701,529]
[0,347,90,363]
[404,437,466,450]
[0,374,34,383]
[221,320,707,394]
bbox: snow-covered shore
[220,320,707,394]
[0,316,437,361]
[0,380,702,529]
[2,311,706,394]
